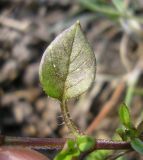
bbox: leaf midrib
[62,25,78,100]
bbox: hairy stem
[0,135,65,150]
[0,135,133,151]
[60,100,83,136]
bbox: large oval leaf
[39,21,96,101]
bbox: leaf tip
[75,20,82,30]
[76,20,80,25]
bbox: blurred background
[0,0,143,159]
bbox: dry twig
[86,82,125,134]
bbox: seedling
[0,21,143,160]
[39,21,96,135]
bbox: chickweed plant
[0,21,143,160]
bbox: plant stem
[0,135,133,151]
[0,135,65,150]
[60,100,83,136]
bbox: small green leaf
[119,103,132,129]
[112,0,126,13]
[77,135,95,152]
[66,139,76,150]
[54,150,69,160]
[131,138,143,154]
[116,127,127,141]
[54,139,80,160]
[39,21,96,101]
[85,150,110,160]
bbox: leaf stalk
[60,100,83,136]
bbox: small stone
[35,98,47,113]
[23,63,39,86]
[13,101,33,123]
[23,124,37,136]
[0,60,18,83]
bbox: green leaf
[66,139,76,150]
[119,103,132,129]
[39,21,96,101]
[112,0,126,13]
[116,127,127,141]
[131,138,143,154]
[77,135,95,152]
[85,150,110,160]
[54,139,80,160]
